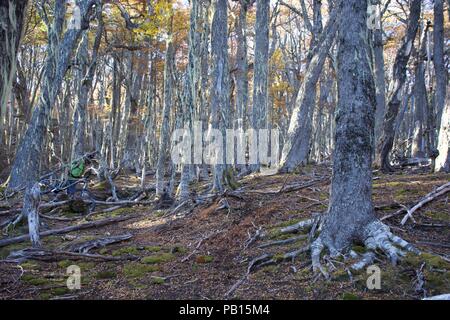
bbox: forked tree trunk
[376,0,421,172]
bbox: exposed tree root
[258,235,307,249]
[311,220,420,276]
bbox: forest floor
[0,165,449,300]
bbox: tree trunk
[278,5,339,172]
[375,0,421,172]
[8,0,96,190]
[209,0,230,193]
[371,0,387,144]
[317,0,377,253]
[251,0,270,171]
[156,38,175,196]
[311,1,417,271]
[234,0,250,172]
[0,0,28,145]
[434,0,449,172]
[72,9,103,160]
[411,21,431,158]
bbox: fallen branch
[400,182,450,225]
[0,215,137,247]
[64,233,133,253]
[380,182,450,222]
[6,247,138,262]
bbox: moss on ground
[145,245,162,253]
[142,252,174,264]
[122,263,159,278]
[342,292,361,300]
[112,246,140,256]
[22,274,53,286]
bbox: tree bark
[411,21,431,158]
[0,0,29,145]
[318,0,377,253]
[375,0,421,172]
[8,0,97,190]
[434,0,449,172]
[209,0,230,193]
[72,7,103,160]
[278,5,339,172]
[156,37,175,196]
[251,0,270,171]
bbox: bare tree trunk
[317,0,377,252]
[156,37,175,196]
[251,0,270,172]
[234,0,250,173]
[0,0,29,145]
[8,0,97,190]
[411,21,431,158]
[376,0,421,172]
[434,0,449,172]
[209,0,230,193]
[278,5,339,172]
[371,0,387,143]
[72,8,103,160]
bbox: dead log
[0,215,137,247]
[64,233,133,253]
[6,247,138,262]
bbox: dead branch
[380,182,450,222]
[6,247,138,262]
[64,233,133,253]
[400,182,450,225]
[0,215,137,247]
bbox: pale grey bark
[0,0,29,145]
[279,4,339,172]
[411,21,431,158]
[8,0,98,190]
[376,0,421,172]
[209,0,230,193]
[434,0,449,172]
[234,0,250,172]
[251,0,270,171]
[156,38,175,196]
[371,0,387,143]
